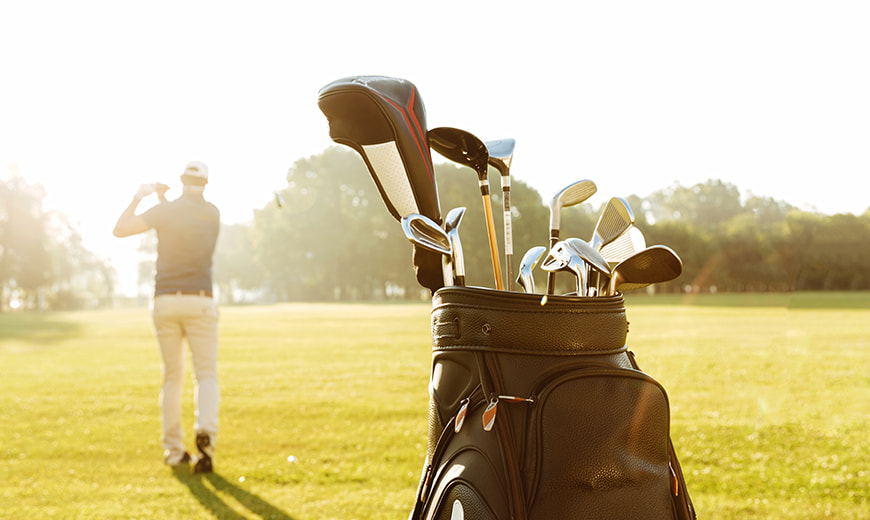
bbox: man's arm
[113,183,169,237]
[113,197,151,237]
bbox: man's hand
[134,183,158,201]
[155,183,170,202]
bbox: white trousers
[152,294,219,459]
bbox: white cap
[183,161,209,181]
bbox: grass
[0,293,868,519]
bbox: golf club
[540,240,590,295]
[429,127,504,290]
[600,226,646,269]
[485,138,516,291]
[590,197,635,251]
[605,245,683,296]
[517,246,547,294]
[444,207,467,287]
[546,180,597,294]
[565,238,612,295]
[588,197,636,294]
[401,213,453,286]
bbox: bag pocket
[525,367,677,519]
[412,394,512,520]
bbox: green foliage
[1,297,868,519]
[0,175,111,310]
[212,151,870,300]
[4,150,870,307]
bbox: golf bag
[410,287,696,520]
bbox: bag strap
[478,351,528,520]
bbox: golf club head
[546,179,597,294]
[565,238,611,278]
[484,138,515,177]
[401,214,451,256]
[444,206,466,234]
[428,127,490,182]
[590,197,635,251]
[517,246,547,294]
[548,179,598,239]
[430,126,503,290]
[607,245,683,295]
[600,226,646,268]
[540,240,588,294]
[444,207,467,286]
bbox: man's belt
[157,290,213,298]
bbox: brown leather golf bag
[410,287,696,520]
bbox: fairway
[1,294,868,519]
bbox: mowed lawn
[0,293,867,519]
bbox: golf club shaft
[546,236,558,294]
[482,194,504,290]
[502,180,513,291]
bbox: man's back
[143,194,220,295]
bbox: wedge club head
[546,179,597,293]
[606,245,683,295]
[517,246,547,294]
[540,240,588,295]
[600,226,646,269]
[590,197,635,251]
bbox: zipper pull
[497,395,535,404]
[482,397,498,431]
[454,399,469,433]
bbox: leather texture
[432,287,628,354]
[411,286,696,520]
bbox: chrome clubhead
[541,241,588,295]
[606,245,683,295]
[517,246,547,294]
[590,197,635,251]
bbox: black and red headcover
[318,76,443,292]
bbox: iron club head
[540,240,589,295]
[600,226,646,269]
[517,246,547,294]
[546,179,597,294]
[590,197,635,251]
[606,245,683,296]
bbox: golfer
[113,161,220,473]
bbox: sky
[1,1,869,292]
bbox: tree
[0,175,53,309]
[212,223,259,303]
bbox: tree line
[0,175,114,311]
[2,147,868,309]
[213,148,870,302]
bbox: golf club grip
[503,187,512,290]
[482,195,504,291]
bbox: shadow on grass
[172,467,296,519]
[0,312,83,345]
